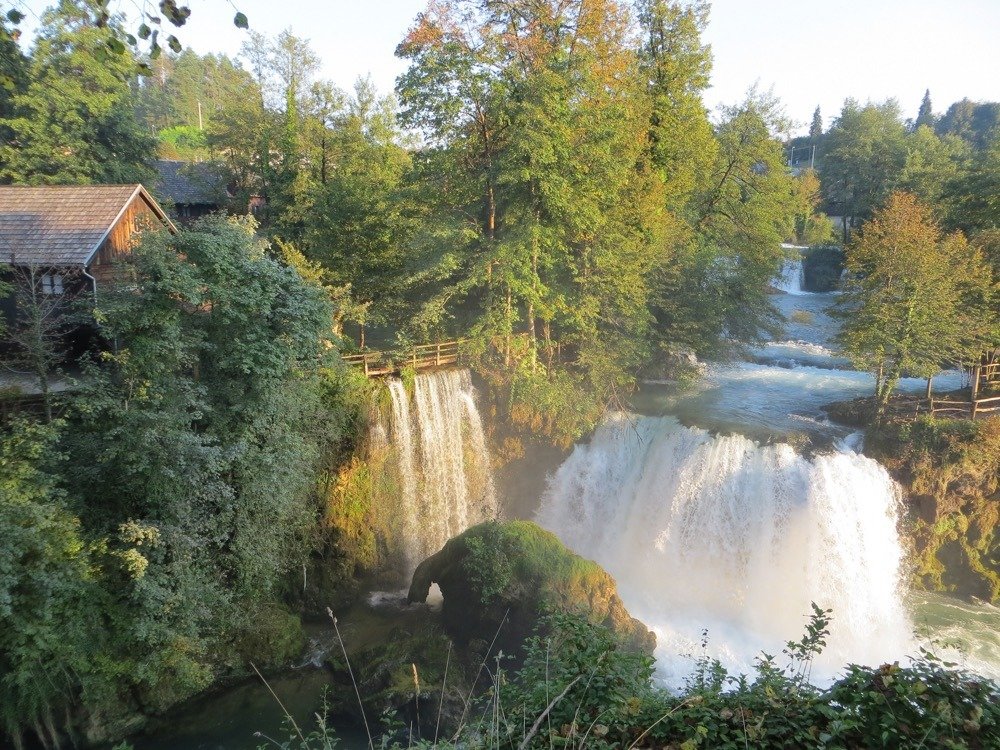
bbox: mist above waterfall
[379,370,497,573]
[537,413,913,687]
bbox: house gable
[0,184,176,274]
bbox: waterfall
[536,413,912,687]
[775,258,807,295]
[381,369,497,572]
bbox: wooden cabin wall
[89,199,162,283]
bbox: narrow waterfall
[381,369,497,572]
[536,413,912,686]
[775,258,807,295]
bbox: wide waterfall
[380,369,497,572]
[537,413,912,686]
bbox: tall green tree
[914,88,934,129]
[396,0,668,439]
[821,99,907,242]
[304,79,412,328]
[652,90,796,356]
[638,0,716,212]
[838,191,995,417]
[936,98,1000,151]
[809,105,823,141]
[0,0,154,184]
[944,135,1000,235]
[898,124,969,209]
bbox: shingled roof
[0,184,175,267]
[154,160,229,206]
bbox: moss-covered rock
[407,520,655,654]
[866,416,1000,601]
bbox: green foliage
[936,98,1000,151]
[837,192,997,416]
[0,420,97,745]
[653,89,795,357]
[157,124,207,159]
[0,217,366,745]
[821,99,908,238]
[273,608,1000,750]
[0,0,155,184]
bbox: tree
[837,191,995,417]
[638,0,717,212]
[790,169,836,245]
[915,88,934,129]
[652,89,796,357]
[809,105,823,141]
[0,419,98,749]
[303,79,412,328]
[936,98,1000,151]
[944,136,1000,234]
[821,99,907,242]
[1,265,83,422]
[0,0,155,184]
[0,16,26,135]
[394,0,671,440]
[898,125,969,208]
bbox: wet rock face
[407,520,655,655]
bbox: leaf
[138,23,152,40]
[106,37,126,55]
[6,9,25,24]
[233,12,249,29]
[167,34,182,53]
[159,0,191,27]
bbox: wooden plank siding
[89,196,166,284]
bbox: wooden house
[0,184,177,304]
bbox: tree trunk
[505,284,512,368]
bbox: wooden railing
[929,394,1000,419]
[979,363,1000,384]
[342,339,464,378]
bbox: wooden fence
[342,340,464,378]
[929,394,1000,419]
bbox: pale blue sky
[12,0,1000,134]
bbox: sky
[12,0,1000,135]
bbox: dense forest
[2,1,1000,748]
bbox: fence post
[972,399,978,419]
[972,365,982,400]
[436,342,441,366]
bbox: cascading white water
[382,369,496,572]
[537,413,912,687]
[775,258,807,295]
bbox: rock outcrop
[408,520,655,654]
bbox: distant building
[153,159,231,222]
[0,184,176,308]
